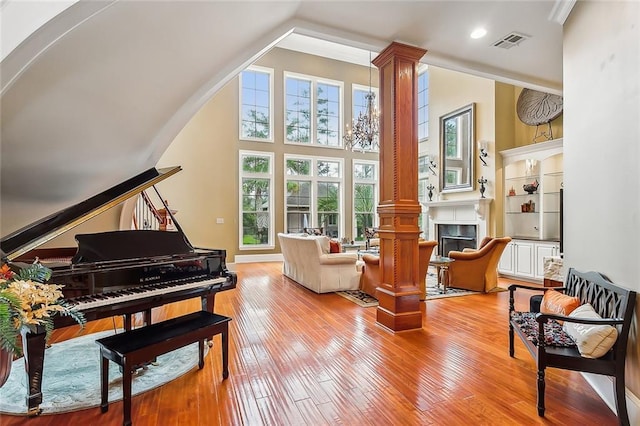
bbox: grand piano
[0,166,237,415]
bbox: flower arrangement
[0,262,85,355]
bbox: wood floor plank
[0,262,620,425]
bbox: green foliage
[0,263,86,356]
[0,291,22,354]
[241,109,270,139]
[16,262,52,283]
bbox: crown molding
[549,0,577,24]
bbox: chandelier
[344,52,379,152]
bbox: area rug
[336,290,378,307]
[0,329,205,415]
[425,272,482,299]
[337,273,483,307]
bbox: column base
[375,287,422,331]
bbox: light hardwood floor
[0,262,619,425]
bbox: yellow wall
[156,48,380,260]
[154,49,565,261]
[513,87,563,147]
[156,50,525,261]
[41,48,563,261]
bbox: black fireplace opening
[437,224,477,256]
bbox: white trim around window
[283,71,344,150]
[352,159,378,241]
[239,150,275,250]
[284,154,345,238]
[239,65,274,143]
[417,67,429,142]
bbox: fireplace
[437,224,477,256]
[423,198,492,257]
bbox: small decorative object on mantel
[478,176,487,198]
[523,179,539,194]
[426,184,435,201]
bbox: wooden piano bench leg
[100,351,109,413]
[199,339,205,369]
[222,323,229,380]
[123,359,133,426]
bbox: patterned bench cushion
[511,311,576,348]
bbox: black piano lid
[0,166,182,262]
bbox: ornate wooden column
[372,42,427,331]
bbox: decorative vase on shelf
[523,179,539,194]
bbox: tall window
[285,76,311,144]
[284,158,312,233]
[239,66,273,142]
[316,82,341,147]
[239,151,274,249]
[284,155,344,238]
[284,72,343,148]
[353,160,378,241]
[350,85,379,151]
[417,69,429,141]
[417,156,431,203]
[417,155,431,238]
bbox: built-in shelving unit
[499,138,563,282]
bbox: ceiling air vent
[492,32,530,49]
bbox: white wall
[564,0,640,419]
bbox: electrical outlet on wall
[216,218,224,224]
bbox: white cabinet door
[513,241,535,278]
[498,242,515,274]
[534,242,560,279]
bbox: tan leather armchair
[418,240,438,300]
[446,236,511,292]
[359,240,438,299]
[360,253,380,297]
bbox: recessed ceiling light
[470,28,487,39]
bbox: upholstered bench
[508,268,636,425]
[96,311,231,426]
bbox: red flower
[0,264,15,280]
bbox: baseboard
[233,253,283,264]
[582,372,639,424]
[497,272,542,285]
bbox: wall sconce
[478,176,488,198]
[427,155,437,175]
[478,140,488,166]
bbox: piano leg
[20,326,46,416]
[124,313,133,331]
[202,293,216,313]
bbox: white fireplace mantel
[423,198,493,245]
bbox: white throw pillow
[309,235,330,254]
[563,303,618,358]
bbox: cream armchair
[446,236,511,292]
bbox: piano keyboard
[67,276,228,311]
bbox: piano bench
[95,311,231,426]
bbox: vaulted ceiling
[0,0,566,235]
